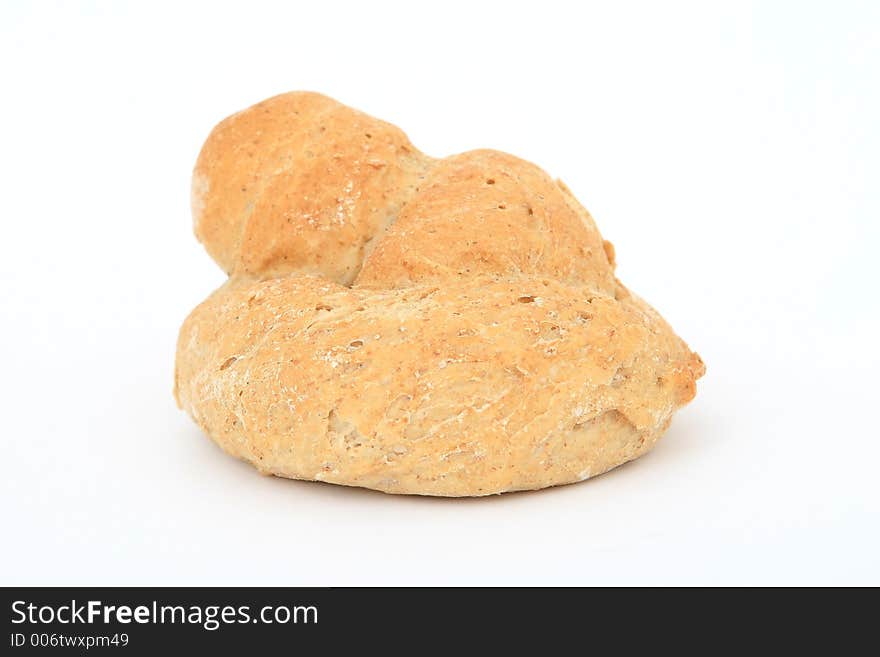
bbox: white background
[1,1,877,585]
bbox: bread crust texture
[176,91,704,496]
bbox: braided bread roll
[175,92,704,496]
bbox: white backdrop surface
[1,1,877,585]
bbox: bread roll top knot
[192,92,427,285]
[192,92,616,294]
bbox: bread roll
[176,92,704,496]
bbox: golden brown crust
[193,92,432,284]
[355,150,615,292]
[178,91,704,496]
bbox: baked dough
[175,92,704,496]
